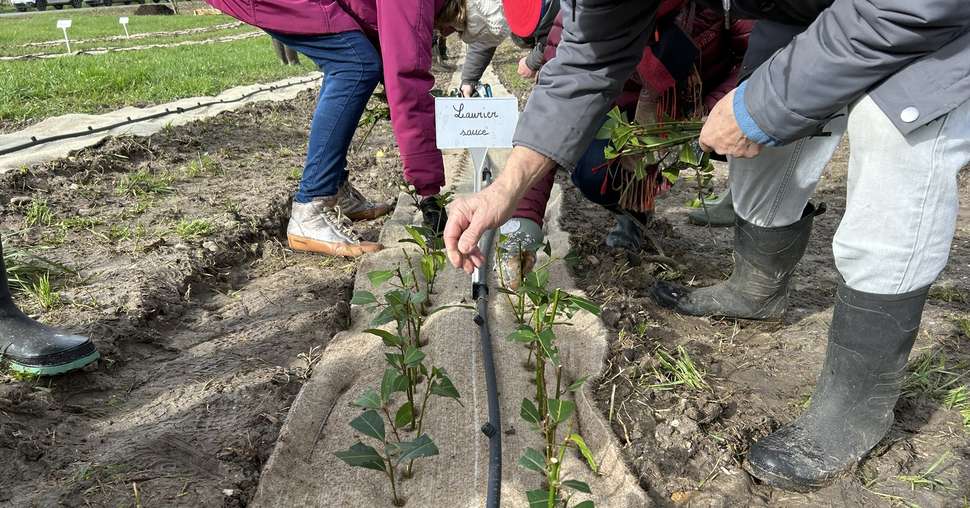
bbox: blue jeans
[269,31,382,203]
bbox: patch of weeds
[28,273,61,311]
[903,350,965,401]
[115,169,175,197]
[223,199,241,215]
[943,386,970,430]
[929,284,967,304]
[3,245,78,294]
[897,452,954,492]
[184,153,223,177]
[288,167,303,181]
[174,219,216,241]
[957,317,970,338]
[108,225,131,243]
[647,345,710,392]
[295,345,324,381]
[58,217,101,231]
[24,198,55,228]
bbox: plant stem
[383,407,404,443]
[385,453,401,505]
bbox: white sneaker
[287,197,382,257]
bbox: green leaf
[518,448,546,473]
[526,489,556,507]
[351,291,377,305]
[568,375,590,392]
[350,410,385,442]
[569,433,599,473]
[661,170,679,184]
[389,434,439,463]
[335,442,386,472]
[385,352,403,368]
[520,398,541,424]
[508,326,539,344]
[403,346,426,367]
[404,225,428,250]
[367,269,396,287]
[567,295,601,316]
[538,328,560,365]
[548,399,576,424]
[353,389,382,410]
[679,142,701,166]
[381,368,407,403]
[371,306,397,327]
[421,255,435,282]
[366,328,405,347]
[431,371,462,403]
[573,501,595,508]
[394,402,414,428]
[562,479,591,494]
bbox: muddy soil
[492,42,970,507]
[0,46,461,504]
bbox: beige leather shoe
[336,181,393,221]
[287,197,382,257]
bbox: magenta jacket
[207,0,446,195]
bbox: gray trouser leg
[730,115,846,228]
[835,96,970,294]
[730,94,970,295]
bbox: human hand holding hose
[445,147,557,272]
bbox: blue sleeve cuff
[733,81,781,146]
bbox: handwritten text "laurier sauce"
[453,103,499,137]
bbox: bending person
[206,0,508,256]
[445,0,970,492]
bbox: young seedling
[646,345,710,393]
[499,255,602,507]
[340,244,464,503]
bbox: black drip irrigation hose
[0,75,322,158]
[473,163,502,508]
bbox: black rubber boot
[651,203,824,320]
[688,189,736,227]
[746,283,928,491]
[0,240,99,376]
[418,196,448,235]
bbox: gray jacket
[515,0,970,169]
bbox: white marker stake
[119,17,130,39]
[435,96,520,283]
[56,19,72,53]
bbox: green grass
[24,198,56,227]
[0,9,235,47]
[174,218,214,240]
[115,168,174,197]
[28,272,61,310]
[0,35,315,124]
[646,345,710,393]
[0,25,259,57]
[897,453,954,492]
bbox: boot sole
[5,350,100,377]
[744,457,835,493]
[287,234,382,257]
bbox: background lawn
[0,35,316,126]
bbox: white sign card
[434,97,519,149]
[57,20,72,53]
[120,17,130,38]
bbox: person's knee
[359,59,382,87]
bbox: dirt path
[0,83,410,505]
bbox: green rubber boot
[0,240,99,376]
[688,189,736,227]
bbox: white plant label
[57,20,72,53]
[120,17,130,38]
[434,97,519,149]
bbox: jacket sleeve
[745,0,970,143]
[513,0,657,170]
[376,0,445,191]
[462,42,498,86]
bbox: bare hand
[444,183,518,273]
[460,83,476,97]
[699,89,763,159]
[517,57,536,80]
